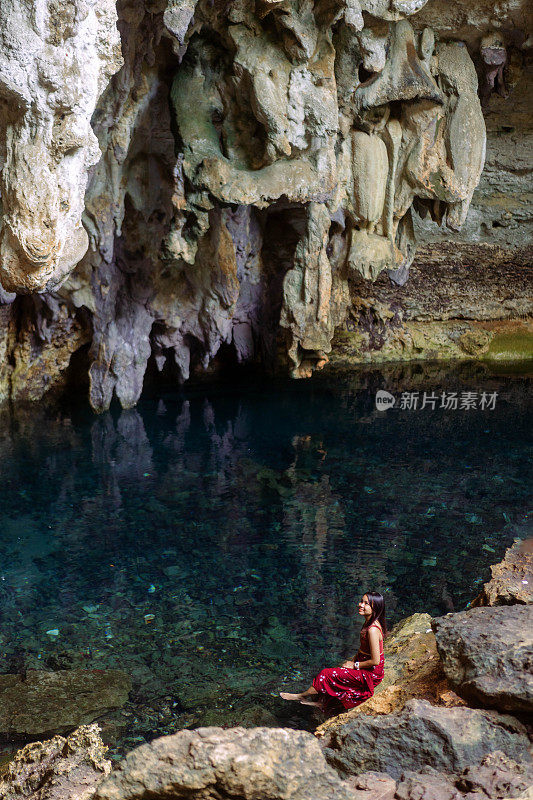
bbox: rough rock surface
[0,669,132,739]
[0,0,123,293]
[327,243,533,368]
[344,771,398,800]
[0,724,111,800]
[3,728,533,800]
[320,698,531,780]
[456,751,533,800]
[94,726,356,800]
[473,539,533,607]
[1,0,530,410]
[389,752,533,800]
[432,605,533,713]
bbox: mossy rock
[485,330,533,360]
[459,329,492,356]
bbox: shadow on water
[0,359,531,753]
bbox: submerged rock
[472,539,533,607]
[0,670,131,739]
[320,699,531,780]
[94,726,356,800]
[0,723,110,800]
[432,605,533,713]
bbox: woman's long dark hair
[362,591,388,636]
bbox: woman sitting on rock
[280,591,386,711]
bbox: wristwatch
[354,661,360,669]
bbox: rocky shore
[0,540,531,799]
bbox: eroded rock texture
[2,726,533,800]
[0,724,111,800]
[93,726,357,800]
[320,698,532,780]
[432,605,533,713]
[0,0,123,293]
[0,0,530,410]
[473,538,533,607]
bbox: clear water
[0,362,531,754]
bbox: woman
[280,591,386,710]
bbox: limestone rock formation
[0,0,515,411]
[0,0,123,293]
[0,724,111,800]
[473,539,533,607]
[456,751,533,800]
[166,2,486,379]
[432,605,533,713]
[320,698,532,780]
[2,726,533,800]
[93,726,356,800]
[0,669,132,739]
[326,243,533,369]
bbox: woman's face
[358,594,372,616]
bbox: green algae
[485,330,533,361]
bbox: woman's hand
[341,660,355,669]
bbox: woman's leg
[280,686,319,702]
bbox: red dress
[312,623,385,710]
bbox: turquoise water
[0,362,531,753]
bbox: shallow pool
[0,361,531,752]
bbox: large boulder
[432,606,533,713]
[320,699,531,780]
[473,540,533,607]
[94,726,356,800]
[0,724,111,800]
[0,670,131,739]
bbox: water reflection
[0,363,531,750]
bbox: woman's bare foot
[280,691,321,707]
[279,692,304,701]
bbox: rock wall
[0,0,531,410]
